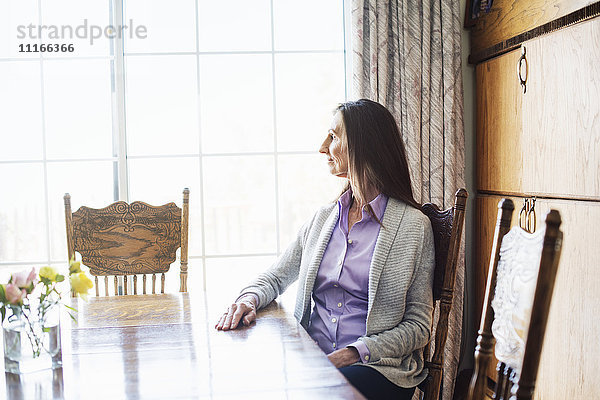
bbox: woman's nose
[319,137,330,154]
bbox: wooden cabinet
[476,17,600,200]
[472,5,600,399]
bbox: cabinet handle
[519,199,528,229]
[518,197,537,233]
[526,197,536,233]
[517,46,528,94]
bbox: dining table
[1,292,366,399]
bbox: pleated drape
[351,1,466,398]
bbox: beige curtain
[351,0,465,398]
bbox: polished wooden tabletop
[2,292,365,399]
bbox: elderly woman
[215,99,434,400]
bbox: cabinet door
[530,199,600,400]
[475,195,600,398]
[522,17,600,199]
[476,50,524,193]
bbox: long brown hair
[336,99,420,212]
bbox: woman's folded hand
[327,347,361,368]
[214,295,258,330]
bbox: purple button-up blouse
[306,190,388,363]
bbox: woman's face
[319,111,349,178]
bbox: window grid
[192,0,208,291]
[1,0,350,291]
[38,47,52,277]
[36,0,52,279]
[123,50,345,57]
[111,0,129,202]
[269,0,282,258]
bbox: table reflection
[5,368,64,400]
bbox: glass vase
[2,307,62,374]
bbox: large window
[0,0,349,297]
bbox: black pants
[339,365,416,400]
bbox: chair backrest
[419,188,468,400]
[468,199,563,400]
[64,189,190,296]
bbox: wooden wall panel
[531,199,600,400]
[470,0,594,55]
[476,50,523,193]
[522,17,600,200]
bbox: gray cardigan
[240,197,435,388]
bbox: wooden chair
[418,188,468,400]
[64,188,190,296]
[467,199,563,400]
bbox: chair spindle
[114,276,118,296]
[95,276,99,297]
[133,275,138,295]
[124,276,128,295]
[143,274,147,294]
[105,276,109,296]
[161,273,165,294]
[180,188,190,292]
[493,362,506,399]
[505,369,517,400]
[500,364,512,399]
[152,274,156,294]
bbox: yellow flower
[69,258,82,275]
[39,266,58,282]
[70,272,93,299]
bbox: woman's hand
[214,295,258,331]
[327,347,361,368]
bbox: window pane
[203,156,276,255]
[125,55,199,156]
[43,59,113,159]
[0,61,44,161]
[128,157,202,257]
[0,163,48,262]
[277,154,344,247]
[205,256,276,309]
[124,0,196,53]
[275,53,346,151]
[0,0,39,59]
[40,0,111,57]
[198,0,271,52]
[46,161,115,261]
[273,0,344,51]
[168,258,203,294]
[199,54,273,154]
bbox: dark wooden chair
[467,199,563,400]
[64,188,190,296]
[418,188,468,400]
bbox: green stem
[20,310,43,358]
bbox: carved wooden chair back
[64,189,190,296]
[467,199,563,400]
[418,188,468,400]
